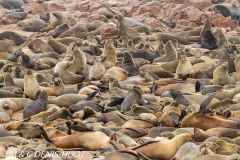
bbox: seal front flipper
[151,82,156,94]
[198,93,216,115]
[85,89,100,101]
[108,97,124,106]
[169,112,179,125]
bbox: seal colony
[1,0,240,160]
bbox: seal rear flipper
[148,72,159,80]
[150,82,156,94]
[169,112,179,125]
[38,125,52,143]
[108,97,124,106]
[198,93,216,115]
[85,89,100,101]
[195,81,201,93]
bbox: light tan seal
[101,39,117,69]
[89,56,106,81]
[24,69,42,100]
[54,61,83,84]
[132,133,194,159]
[100,67,127,83]
[213,62,236,85]
[176,50,194,79]
[153,40,178,63]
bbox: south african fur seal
[53,77,76,96]
[153,40,177,63]
[18,18,48,32]
[24,69,42,100]
[43,12,69,32]
[3,10,30,20]
[100,67,127,83]
[54,62,83,84]
[176,50,194,79]
[217,28,229,49]
[101,39,117,69]
[0,0,24,9]
[40,125,110,150]
[0,40,13,53]
[230,4,240,22]
[181,93,240,130]
[213,62,236,85]
[23,91,48,119]
[38,9,50,22]
[0,31,27,46]
[89,56,106,81]
[132,133,194,159]
[148,32,189,44]
[201,28,218,50]
[109,9,139,39]
[47,36,67,55]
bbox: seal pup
[181,93,240,130]
[0,31,27,46]
[101,39,117,69]
[38,9,50,22]
[217,28,229,49]
[213,62,236,85]
[23,91,48,119]
[53,77,76,96]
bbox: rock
[58,22,88,38]
[100,27,119,39]
[212,14,231,28]
[22,3,48,15]
[87,14,108,23]
[138,6,160,15]
[46,2,66,12]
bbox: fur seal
[132,133,194,159]
[18,18,48,32]
[176,50,194,79]
[100,67,127,83]
[101,40,117,69]
[213,62,236,85]
[53,77,76,96]
[48,94,87,107]
[153,40,177,63]
[89,56,106,81]
[148,32,189,44]
[201,28,218,50]
[171,142,200,160]
[67,44,86,74]
[0,31,27,46]
[54,62,83,84]
[40,125,110,150]
[43,12,69,32]
[23,91,48,119]
[3,10,30,20]
[181,93,240,130]
[24,69,42,100]
[38,9,50,22]
[0,40,13,53]
[122,52,140,76]
[109,9,139,39]
[0,0,24,9]
[217,28,229,49]
[230,4,240,22]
